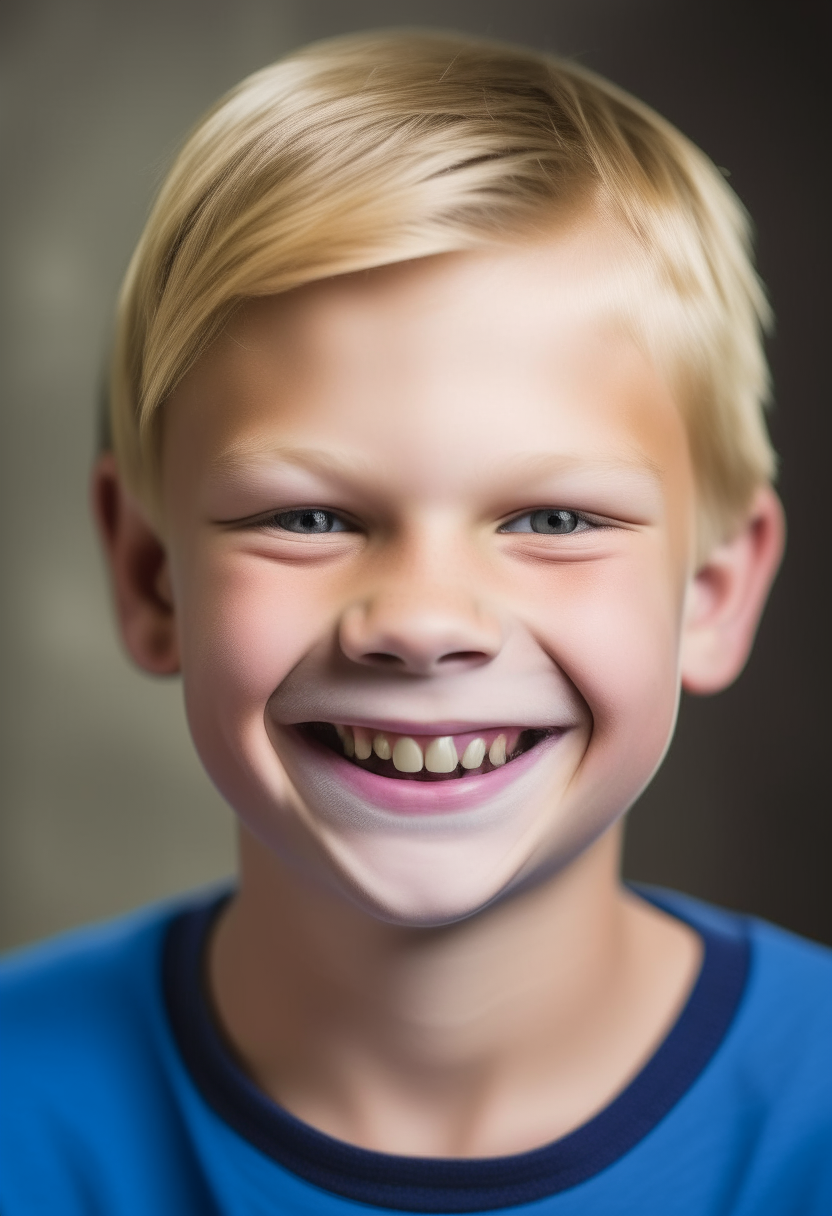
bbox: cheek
[530,551,685,780]
[174,552,330,775]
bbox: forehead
[163,229,693,517]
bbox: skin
[94,226,784,1157]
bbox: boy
[1,29,829,1215]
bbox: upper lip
[289,717,567,735]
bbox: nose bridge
[338,529,503,674]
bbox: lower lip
[287,727,564,815]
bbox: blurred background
[1,0,828,950]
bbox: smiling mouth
[300,723,554,782]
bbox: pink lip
[287,725,564,815]
[310,718,540,736]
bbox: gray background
[1,0,829,950]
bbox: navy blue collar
[163,888,750,1212]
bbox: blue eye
[501,509,583,534]
[270,509,352,534]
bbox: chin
[307,801,576,929]
[331,856,509,928]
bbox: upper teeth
[488,735,507,766]
[372,733,392,760]
[334,727,508,773]
[461,737,486,769]
[353,728,373,760]
[424,736,458,773]
[392,736,425,772]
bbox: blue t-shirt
[0,887,829,1216]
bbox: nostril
[437,650,487,664]
[365,652,406,666]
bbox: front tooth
[353,727,372,760]
[339,726,355,758]
[392,737,423,773]
[425,736,458,773]
[461,737,486,769]
[373,733,392,760]
[488,735,507,766]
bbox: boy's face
[160,229,699,925]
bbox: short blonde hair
[110,29,775,551]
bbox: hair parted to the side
[110,28,775,555]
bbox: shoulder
[654,885,829,1003]
[647,885,830,1044]
[626,889,831,1214]
[1,897,181,1032]
[732,911,831,1099]
[0,894,227,1215]
[745,910,831,996]
[0,898,188,1114]
[0,890,236,1077]
[649,889,830,1197]
[638,886,830,1114]
[639,885,829,1092]
[642,881,830,970]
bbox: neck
[209,823,700,1157]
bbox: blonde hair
[110,29,775,552]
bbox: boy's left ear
[680,486,785,695]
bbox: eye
[499,509,587,535]
[267,509,354,534]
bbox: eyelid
[221,506,617,533]
[269,508,358,533]
[219,506,361,532]
[497,508,612,532]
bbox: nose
[338,553,503,676]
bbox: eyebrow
[210,444,378,486]
[208,443,666,529]
[497,450,664,486]
[212,444,663,484]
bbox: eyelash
[258,509,357,535]
[497,509,599,536]
[254,507,602,536]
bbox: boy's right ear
[91,453,180,675]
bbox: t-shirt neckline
[163,888,750,1212]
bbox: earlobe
[91,453,180,675]
[680,486,785,695]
